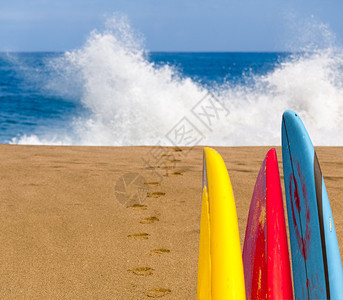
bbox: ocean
[1,23,343,146]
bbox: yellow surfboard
[197,147,246,300]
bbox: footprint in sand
[147,288,172,298]
[147,192,165,198]
[128,233,150,240]
[163,171,183,177]
[145,182,160,186]
[140,216,159,224]
[128,204,148,210]
[169,159,181,163]
[128,267,154,276]
[172,171,183,176]
[173,148,182,152]
[149,248,170,256]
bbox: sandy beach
[0,145,342,299]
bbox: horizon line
[0,50,294,54]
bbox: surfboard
[242,148,293,299]
[197,147,246,300]
[282,110,343,299]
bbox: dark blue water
[0,52,79,142]
[0,52,289,144]
[150,52,289,87]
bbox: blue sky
[1,0,343,52]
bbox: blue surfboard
[282,110,343,299]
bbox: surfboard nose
[282,110,298,126]
[281,110,305,144]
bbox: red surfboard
[243,148,293,299]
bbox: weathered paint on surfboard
[243,148,293,299]
[282,110,343,299]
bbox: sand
[0,145,341,299]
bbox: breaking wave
[11,15,343,146]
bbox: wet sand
[0,145,341,299]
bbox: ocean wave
[11,15,343,146]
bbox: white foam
[11,134,72,145]
[12,16,343,146]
